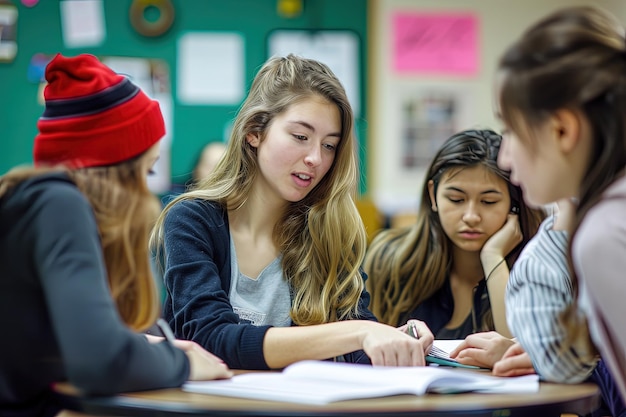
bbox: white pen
[408,321,419,339]
[156,318,176,343]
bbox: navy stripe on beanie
[41,78,140,120]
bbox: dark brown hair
[498,6,626,235]
[364,129,544,326]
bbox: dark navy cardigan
[162,199,376,369]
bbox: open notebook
[183,360,539,405]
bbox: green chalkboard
[0,0,368,193]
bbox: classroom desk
[53,376,601,417]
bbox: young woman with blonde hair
[151,54,432,370]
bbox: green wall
[0,0,368,192]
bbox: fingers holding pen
[364,322,428,367]
[395,319,434,361]
[408,319,434,354]
[398,319,434,355]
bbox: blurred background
[1,0,624,232]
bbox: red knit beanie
[34,53,165,168]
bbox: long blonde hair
[0,158,161,331]
[151,55,367,325]
[364,130,544,326]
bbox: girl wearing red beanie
[0,54,231,417]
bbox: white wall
[367,0,626,215]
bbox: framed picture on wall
[374,84,476,215]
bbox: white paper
[183,360,538,405]
[269,30,361,117]
[177,32,245,105]
[60,0,105,48]
[433,339,464,355]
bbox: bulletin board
[0,0,369,193]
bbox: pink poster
[393,12,478,76]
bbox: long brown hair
[151,55,367,325]
[497,5,625,357]
[0,157,161,331]
[364,129,544,326]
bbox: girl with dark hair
[364,129,544,338]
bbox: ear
[551,109,583,154]
[246,132,260,148]
[427,179,438,212]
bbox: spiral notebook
[426,340,484,369]
[183,360,539,405]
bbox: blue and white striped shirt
[506,215,597,382]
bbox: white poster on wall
[60,0,105,48]
[268,30,361,117]
[177,32,245,105]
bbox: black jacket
[0,173,188,416]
